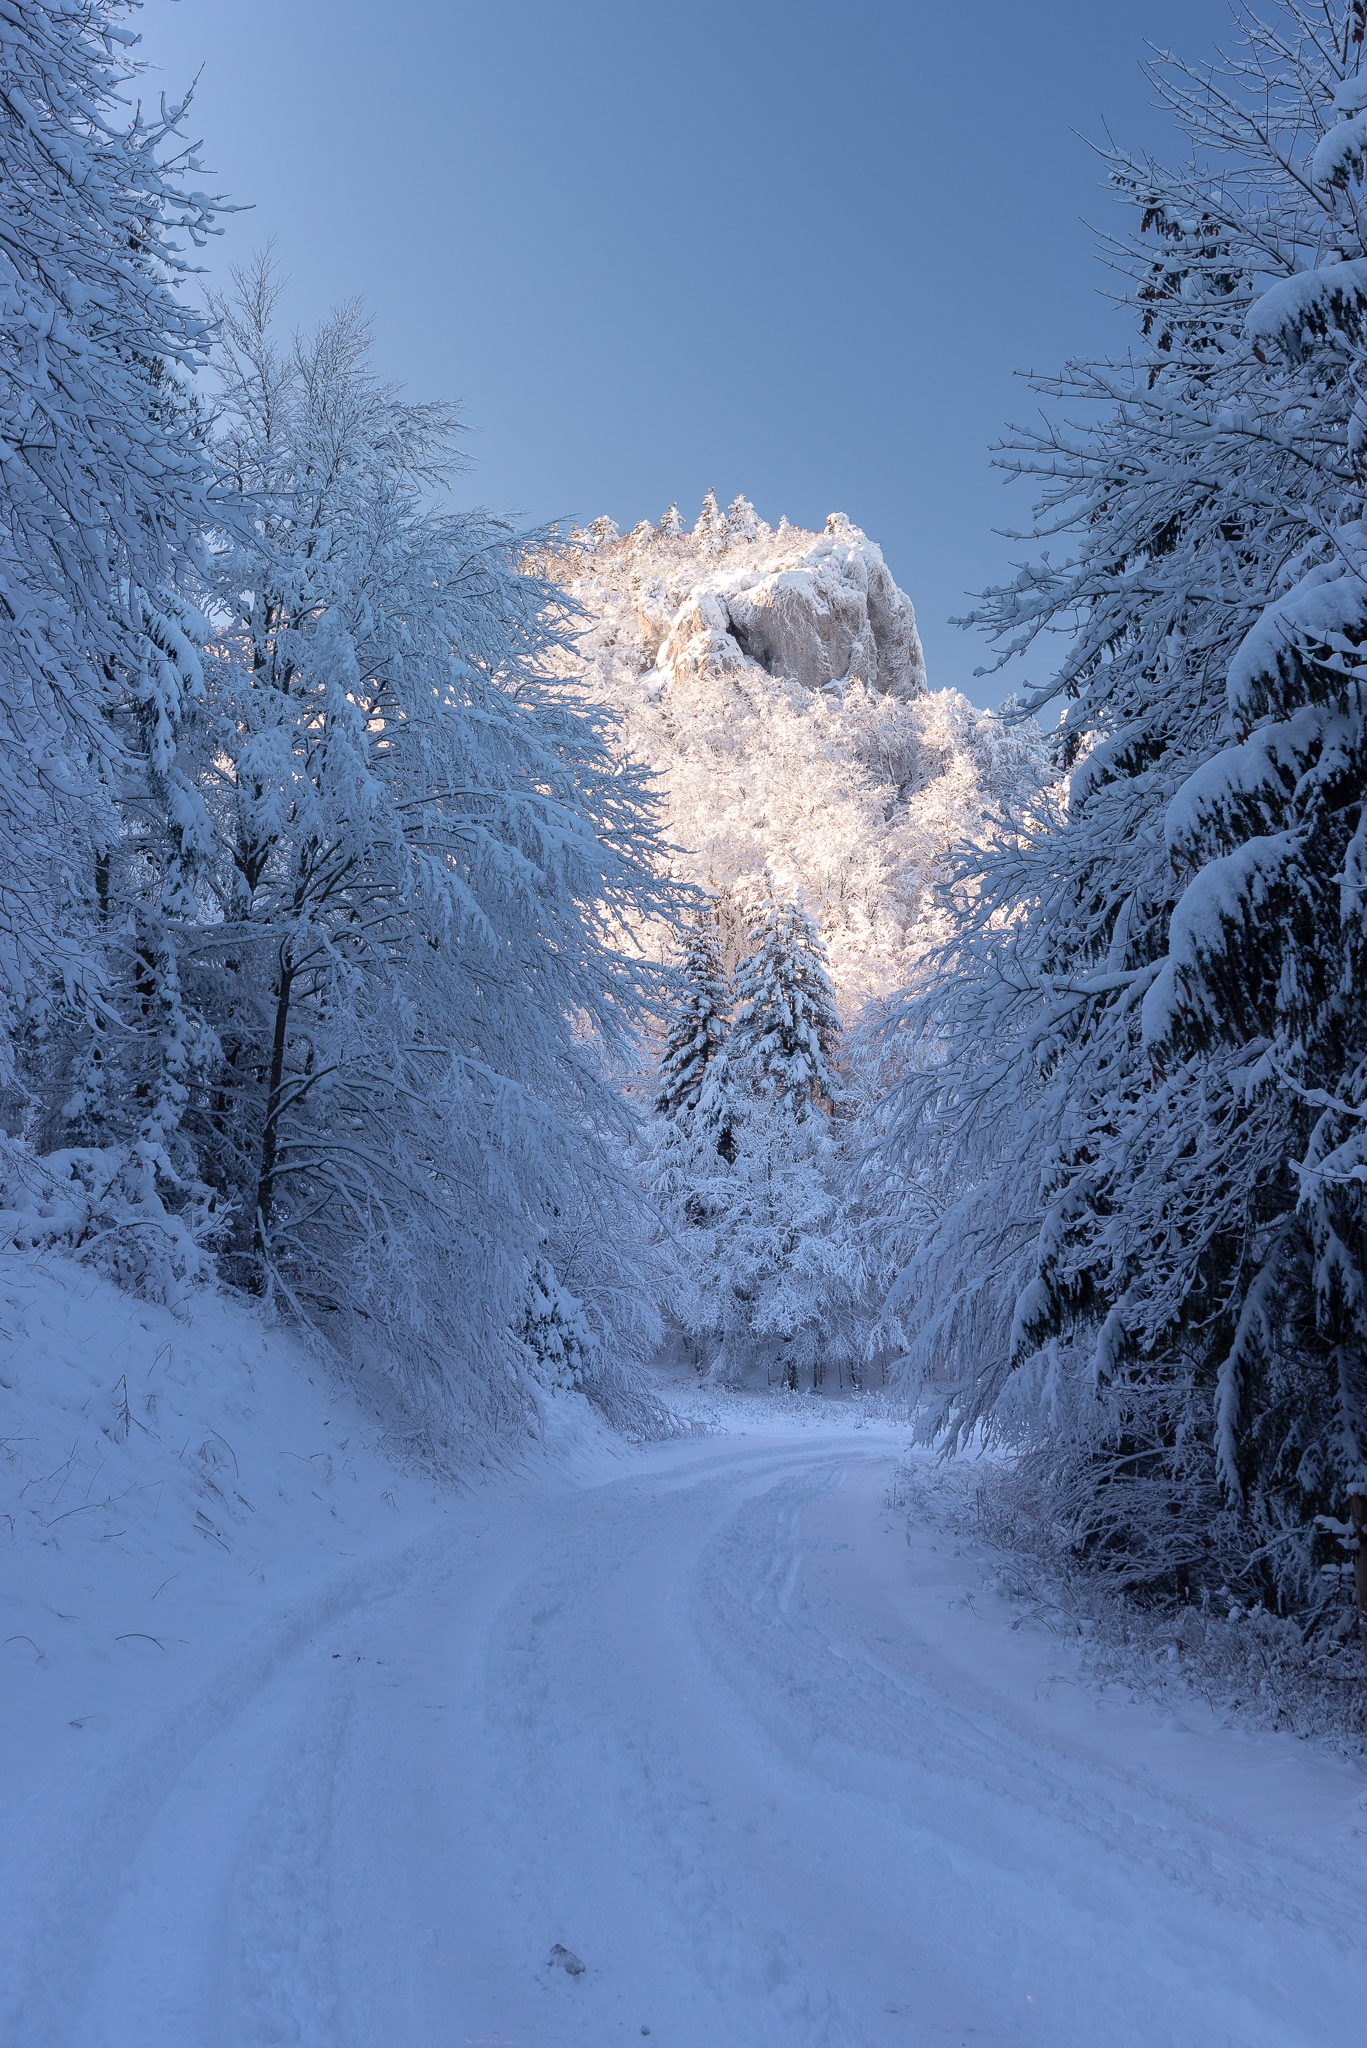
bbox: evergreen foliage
[724,494,765,543]
[519,1255,592,1393]
[693,487,726,554]
[731,888,842,1119]
[655,914,731,1121]
[878,1,1367,1633]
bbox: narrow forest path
[7,1419,1367,2047]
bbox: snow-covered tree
[519,1255,592,1393]
[0,1,221,1036]
[878,3,1367,1629]
[691,1097,858,1389]
[657,501,683,539]
[166,263,677,1412]
[655,913,731,1120]
[0,0,229,1289]
[693,488,726,554]
[724,494,765,544]
[643,883,863,1388]
[731,888,842,1119]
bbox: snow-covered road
[8,1424,1367,2047]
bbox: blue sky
[140,0,1226,706]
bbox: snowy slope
[539,502,1040,1005]
[6,1301,1366,2047]
[0,1245,624,2048]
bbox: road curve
[10,1428,1367,2047]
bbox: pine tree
[655,916,731,1120]
[724,494,764,544]
[519,1255,592,1393]
[731,887,841,1120]
[693,488,726,554]
[657,502,684,539]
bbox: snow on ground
[5,1255,1367,2047]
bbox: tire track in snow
[9,1429,1365,2048]
[691,1455,1367,2047]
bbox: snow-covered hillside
[538,496,1040,1005]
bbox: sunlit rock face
[634,511,926,705]
[708,516,926,701]
[534,498,1034,1007]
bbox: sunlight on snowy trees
[11,0,1367,1697]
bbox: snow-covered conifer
[724,494,765,544]
[731,888,841,1119]
[878,2,1367,1627]
[655,915,731,1120]
[519,1256,592,1393]
[693,488,726,554]
[657,502,684,539]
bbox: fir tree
[655,915,731,1121]
[877,0,1367,1632]
[693,488,726,554]
[724,494,764,543]
[731,887,841,1120]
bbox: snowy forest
[14,1,1367,2036]
[10,0,1367,1694]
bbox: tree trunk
[1349,1494,1367,1663]
[252,958,294,1284]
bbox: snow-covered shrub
[519,1257,593,1393]
[0,1137,216,1306]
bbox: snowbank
[0,1249,621,1798]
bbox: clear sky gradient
[139,0,1227,706]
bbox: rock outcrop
[534,497,1036,1006]
[654,514,926,703]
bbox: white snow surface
[5,1252,1367,2047]
[542,508,1038,1005]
